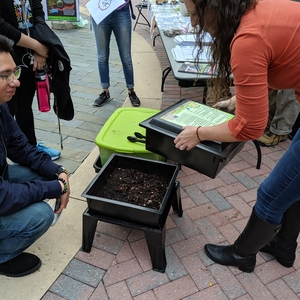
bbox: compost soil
[95,167,169,210]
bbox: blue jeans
[92,4,134,90]
[0,165,53,263]
[255,128,300,225]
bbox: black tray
[82,154,180,228]
[140,99,245,178]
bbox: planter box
[140,98,245,178]
[82,154,180,228]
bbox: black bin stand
[82,181,182,273]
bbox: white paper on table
[86,0,125,25]
[171,45,212,62]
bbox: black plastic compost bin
[140,98,245,178]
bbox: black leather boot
[205,209,281,272]
[260,200,300,268]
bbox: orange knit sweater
[228,0,300,141]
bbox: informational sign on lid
[160,100,234,127]
[149,99,234,136]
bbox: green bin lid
[95,107,160,154]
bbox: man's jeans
[0,165,53,263]
[92,4,134,89]
[255,128,300,225]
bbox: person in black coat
[0,0,73,159]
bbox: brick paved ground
[40,1,300,299]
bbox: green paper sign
[44,0,80,21]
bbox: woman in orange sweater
[175,0,300,272]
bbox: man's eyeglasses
[0,66,22,84]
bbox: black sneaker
[93,91,111,107]
[128,91,141,107]
[0,253,41,277]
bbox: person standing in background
[257,89,300,146]
[214,89,300,146]
[92,0,141,107]
[0,0,61,160]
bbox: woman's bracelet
[196,126,202,142]
[58,177,68,195]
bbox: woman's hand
[17,34,49,58]
[174,126,201,151]
[34,41,49,58]
[32,53,46,72]
[213,96,236,113]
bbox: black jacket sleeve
[0,1,22,43]
[0,0,46,44]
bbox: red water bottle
[35,69,51,112]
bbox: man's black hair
[0,35,15,57]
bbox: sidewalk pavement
[1,2,300,300]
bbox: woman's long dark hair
[193,0,257,101]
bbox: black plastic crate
[140,99,245,178]
[82,154,180,228]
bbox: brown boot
[257,130,288,147]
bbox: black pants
[8,48,37,145]
[290,112,300,139]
